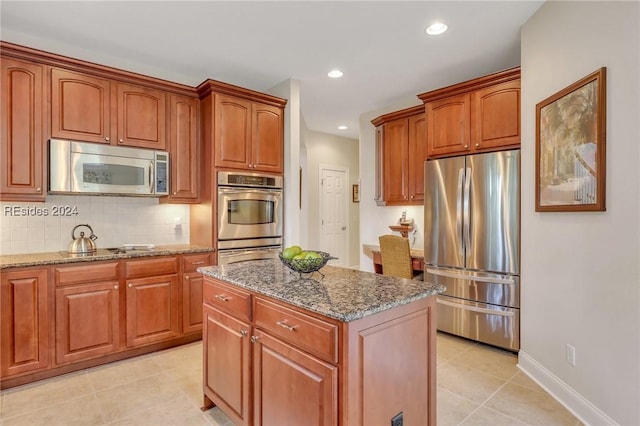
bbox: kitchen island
[197,259,445,426]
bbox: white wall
[0,196,190,254]
[267,79,303,250]
[520,2,639,425]
[358,97,426,272]
[304,130,360,267]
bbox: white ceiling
[1,1,543,139]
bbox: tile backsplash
[0,195,191,255]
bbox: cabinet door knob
[105,137,110,142]
[250,335,260,343]
[35,187,41,192]
[128,283,133,288]
[119,139,124,143]
[173,192,177,195]
[240,330,248,337]
[475,143,480,148]
[464,144,469,149]
[114,285,118,290]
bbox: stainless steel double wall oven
[216,171,283,265]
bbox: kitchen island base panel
[342,295,436,426]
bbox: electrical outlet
[566,344,576,366]
[391,412,403,426]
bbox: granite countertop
[197,259,445,322]
[0,244,214,269]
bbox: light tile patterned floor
[0,333,582,425]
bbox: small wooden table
[363,244,425,275]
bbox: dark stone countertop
[197,259,445,322]
[0,244,214,269]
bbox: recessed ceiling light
[328,69,344,78]
[426,22,448,35]
[338,125,348,130]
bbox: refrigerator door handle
[463,167,472,261]
[456,167,464,258]
[426,267,517,285]
[437,298,516,317]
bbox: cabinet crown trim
[371,105,424,126]
[197,79,288,108]
[1,41,196,97]
[417,67,520,103]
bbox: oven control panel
[218,171,283,189]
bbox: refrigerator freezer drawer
[436,295,520,352]
[426,267,519,308]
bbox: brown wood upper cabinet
[166,94,199,202]
[0,58,46,201]
[419,67,520,159]
[371,106,426,205]
[214,93,284,173]
[51,68,167,149]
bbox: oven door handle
[219,188,282,196]
[220,248,280,258]
[436,298,515,317]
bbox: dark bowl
[278,251,334,274]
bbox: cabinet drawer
[254,297,338,364]
[203,278,251,322]
[55,262,119,286]
[125,257,178,279]
[182,253,213,273]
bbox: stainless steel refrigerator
[424,149,520,351]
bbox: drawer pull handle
[276,320,298,332]
[215,294,230,302]
[250,335,260,343]
[191,261,206,265]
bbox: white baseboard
[517,350,618,426]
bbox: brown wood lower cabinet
[183,272,204,334]
[0,268,49,377]
[202,276,437,426]
[124,257,180,347]
[203,304,251,426]
[56,281,120,364]
[181,252,213,334]
[0,251,213,389]
[54,262,120,364]
[252,329,338,426]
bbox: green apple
[304,251,322,260]
[282,245,303,260]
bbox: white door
[319,165,348,266]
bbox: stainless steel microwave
[49,139,169,196]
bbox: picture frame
[352,184,360,203]
[535,67,606,212]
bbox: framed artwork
[352,184,360,203]
[536,67,606,212]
